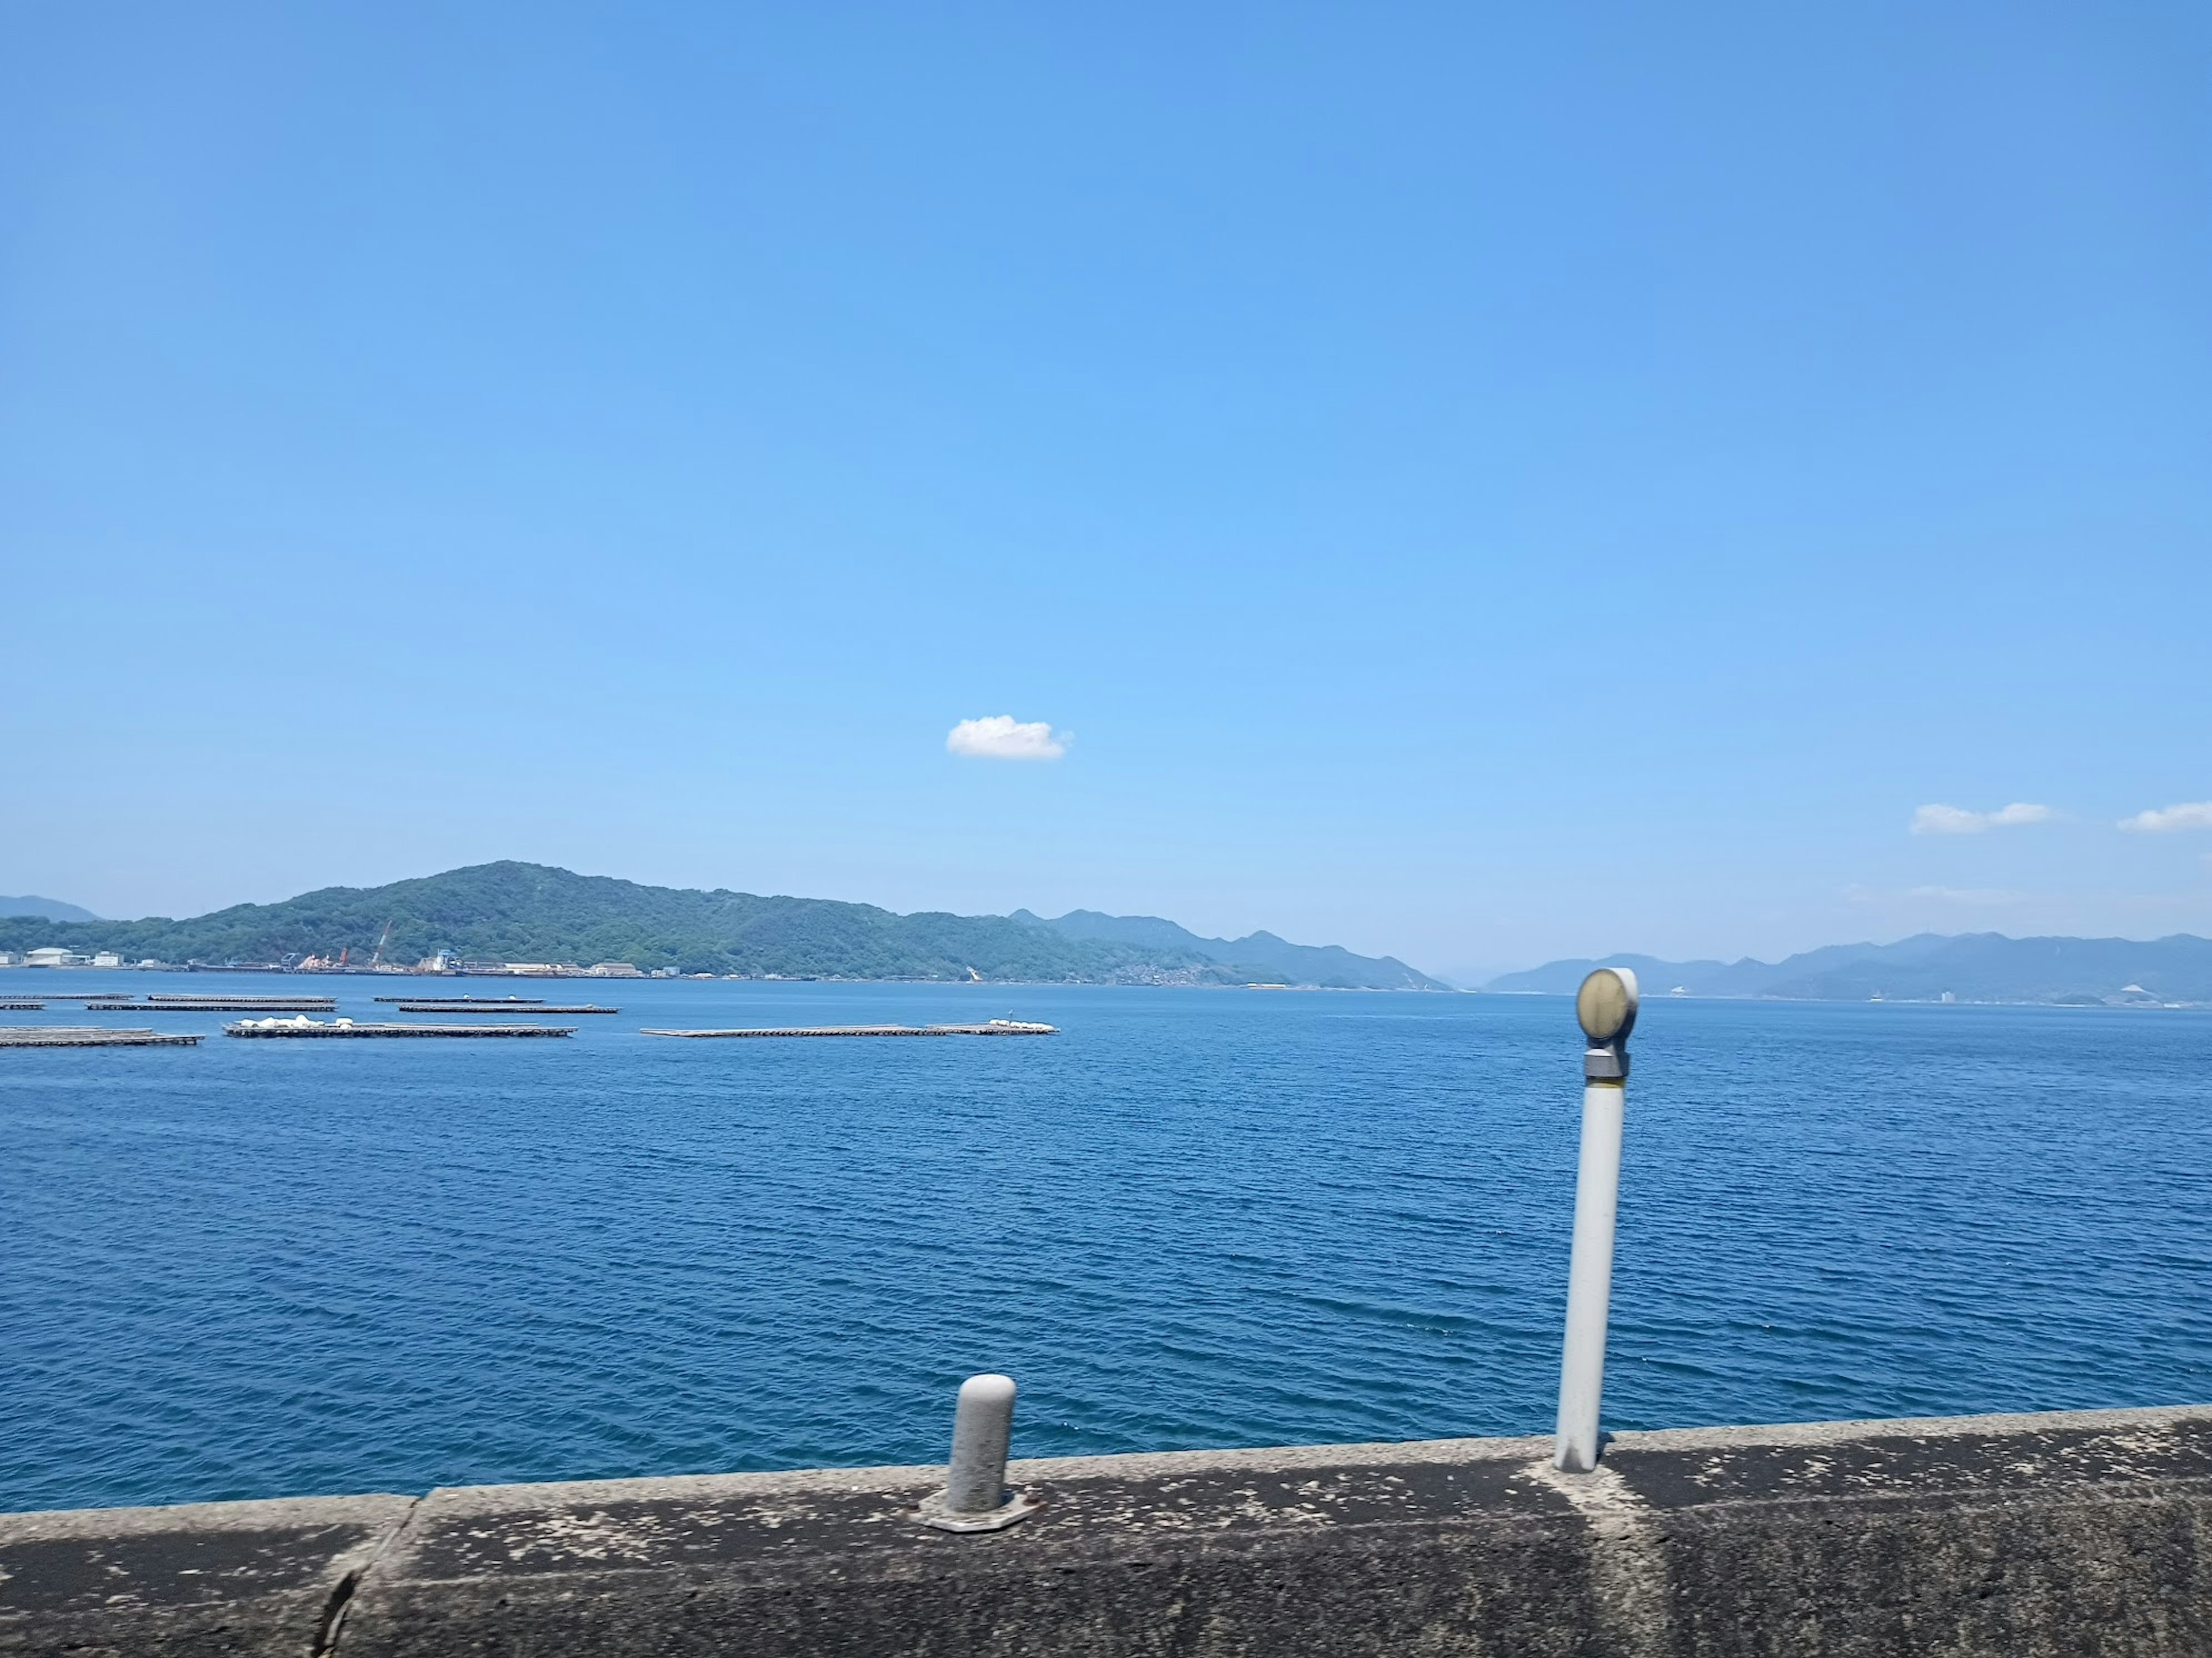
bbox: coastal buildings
[0,948,667,979]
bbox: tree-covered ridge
[0,862,1441,987]
[1013,908,1446,990]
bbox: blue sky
[5,3,2209,976]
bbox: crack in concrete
[313,1496,422,1658]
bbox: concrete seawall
[4,1403,2209,1656]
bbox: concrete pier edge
[3,1402,2209,1655]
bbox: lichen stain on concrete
[524,1510,664,1565]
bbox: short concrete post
[1555,967,1637,1474]
[914,1373,1040,1532]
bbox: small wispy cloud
[1844,882,2027,906]
[1907,885,2027,905]
[946,715,1069,761]
[1910,802,2052,835]
[2118,800,2212,833]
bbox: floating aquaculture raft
[642,1022,1057,1039]
[390,1003,619,1014]
[373,995,544,1004]
[71,996,343,1012]
[225,1018,576,1039]
[0,1026,203,1048]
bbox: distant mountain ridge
[1011,908,1446,991]
[0,895,98,923]
[0,862,1441,988]
[1487,932,2212,1006]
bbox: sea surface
[3,972,2209,1513]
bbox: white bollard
[1554,967,1638,1474]
[914,1373,1041,1532]
[944,1373,1016,1512]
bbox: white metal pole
[1554,1076,1624,1472]
[1554,966,1637,1474]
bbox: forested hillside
[0,862,1437,987]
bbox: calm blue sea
[3,972,2209,1513]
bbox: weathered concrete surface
[343,1436,1594,1658]
[1575,1408,2212,1658]
[343,1405,2212,1657]
[5,1406,2210,1656]
[0,1493,414,1657]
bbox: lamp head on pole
[1577,967,1638,1080]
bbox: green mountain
[0,862,1441,988]
[1486,932,2212,1005]
[1012,908,1446,991]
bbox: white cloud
[946,715,1069,761]
[2118,801,2212,833]
[1907,885,2026,905]
[1910,802,2052,835]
